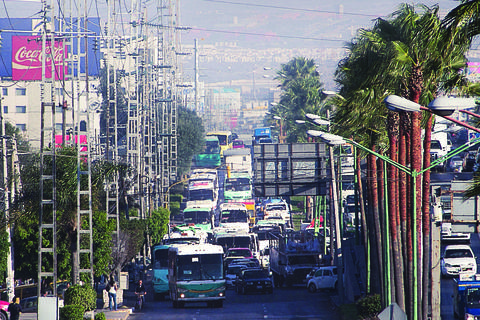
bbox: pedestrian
[107,275,118,311]
[8,296,22,320]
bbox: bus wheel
[215,300,223,308]
[178,301,185,308]
[172,301,178,308]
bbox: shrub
[94,312,106,320]
[59,305,84,320]
[356,294,381,319]
[64,284,96,313]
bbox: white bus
[168,244,226,308]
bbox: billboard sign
[12,36,66,81]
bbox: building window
[55,123,63,132]
[16,124,26,132]
[15,88,26,96]
[16,106,26,113]
[3,106,7,114]
[2,88,7,96]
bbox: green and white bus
[168,244,226,308]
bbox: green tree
[271,57,324,143]
[177,106,205,176]
[147,207,170,245]
[334,4,470,318]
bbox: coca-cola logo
[14,45,64,65]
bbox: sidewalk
[19,306,132,320]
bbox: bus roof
[207,131,232,136]
[183,207,212,213]
[205,136,220,142]
[169,243,224,255]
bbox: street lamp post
[384,94,480,320]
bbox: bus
[194,136,222,168]
[168,244,226,308]
[183,206,214,232]
[206,131,233,156]
[224,173,253,204]
[151,244,171,300]
[219,202,250,233]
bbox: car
[441,244,477,277]
[224,248,254,267]
[449,155,464,172]
[225,264,248,287]
[235,268,273,294]
[307,266,338,293]
[0,300,9,320]
[232,139,244,149]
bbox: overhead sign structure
[253,143,329,197]
[12,35,67,81]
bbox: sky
[0,0,470,86]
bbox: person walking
[8,296,22,320]
[107,275,118,311]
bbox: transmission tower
[37,0,58,316]
[105,0,121,267]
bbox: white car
[307,266,338,292]
[441,244,477,277]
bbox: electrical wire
[200,0,382,18]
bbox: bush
[356,294,381,319]
[64,284,96,313]
[59,305,84,320]
[94,312,106,320]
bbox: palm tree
[335,3,470,318]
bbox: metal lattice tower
[106,0,120,251]
[159,0,179,208]
[37,0,58,311]
[75,0,94,285]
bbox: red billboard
[12,35,66,81]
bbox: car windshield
[228,249,251,257]
[227,265,244,275]
[243,270,268,279]
[445,248,473,258]
[467,288,480,308]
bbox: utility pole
[1,92,14,303]
[38,0,58,317]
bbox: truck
[269,230,321,287]
[454,274,480,319]
[253,127,272,145]
[441,222,471,243]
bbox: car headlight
[445,263,452,268]
[468,262,475,267]
[465,313,475,320]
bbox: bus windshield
[225,178,251,191]
[216,236,251,249]
[153,248,169,269]
[184,211,211,224]
[189,189,214,201]
[177,254,223,281]
[221,210,248,223]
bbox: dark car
[235,268,273,294]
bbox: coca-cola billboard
[12,36,67,81]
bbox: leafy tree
[177,106,205,176]
[147,207,170,245]
[271,57,324,143]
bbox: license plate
[256,286,263,289]
[199,294,205,297]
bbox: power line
[190,26,347,42]
[201,0,381,18]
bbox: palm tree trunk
[368,151,383,297]
[387,111,405,310]
[422,114,432,320]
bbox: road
[441,232,480,319]
[126,285,338,320]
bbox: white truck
[441,222,471,243]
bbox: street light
[383,94,480,320]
